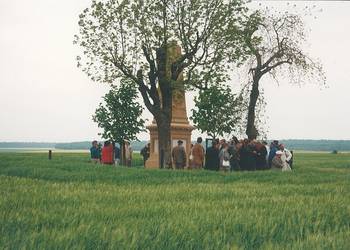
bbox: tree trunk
[246,76,260,140]
[157,116,172,169]
[155,45,173,169]
[120,141,125,166]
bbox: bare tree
[240,10,326,139]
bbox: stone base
[145,122,194,169]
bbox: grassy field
[0,152,349,249]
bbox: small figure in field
[140,143,150,167]
[271,150,286,170]
[172,140,187,169]
[219,139,226,151]
[101,140,114,165]
[188,143,194,169]
[205,139,220,171]
[124,140,133,167]
[114,143,121,166]
[262,141,269,162]
[190,137,205,170]
[255,141,268,170]
[98,142,102,162]
[228,137,240,171]
[219,142,231,172]
[268,140,279,168]
[239,139,257,171]
[279,144,292,169]
[90,140,100,164]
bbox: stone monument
[145,43,194,169]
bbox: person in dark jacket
[90,140,101,163]
[239,140,257,171]
[140,143,150,167]
[268,140,279,168]
[204,140,220,171]
[114,144,121,166]
[256,141,267,170]
[228,139,240,171]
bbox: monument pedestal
[145,121,194,169]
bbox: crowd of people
[172,137,293,172]
[90,137,293,172]
[89,140,133,167]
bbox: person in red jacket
[101,141,114,165]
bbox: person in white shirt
[279,144,292,167]
[262,141,270,161]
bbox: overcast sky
[0,0,349,142]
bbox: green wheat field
[0,152,349,249]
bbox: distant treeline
[1,140,350,152]
[280,140,350,152]
[54,141,147,151]
[0,142,56,148]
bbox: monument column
[145,43,194,169]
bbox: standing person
[279,144,292,168]
[268,140,279,168]
[140,143,150,167]
[90,140,100,164]
[98,142,102,162]
[219,139,226,151]
[239,139,249,171]
[124,140,133,167]
[171,140,187,169]
[188,143,194,169]
[240,140,257,171]
[114,143,121,166]
[271,151,284,170]
[228,139,240,171]
[191,137,205,170]
[256,141,268,170]
[219,142,231,172]
[204,139,220,171]
[247,141,257,171]
[101,141,114,165]
[262,141,269,162]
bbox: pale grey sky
[0,0,349,142]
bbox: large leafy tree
[74,0,249,168]
[239,10,326,139]
[191,86,244,139]
[93,78,145,163]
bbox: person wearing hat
[271,150,284,170]
[172,140,187,169]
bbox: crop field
[0,152,349,249]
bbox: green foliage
[93,78,145,143]
[0,152,350,249]
[191,86,244,138]
[74,0,250,89]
